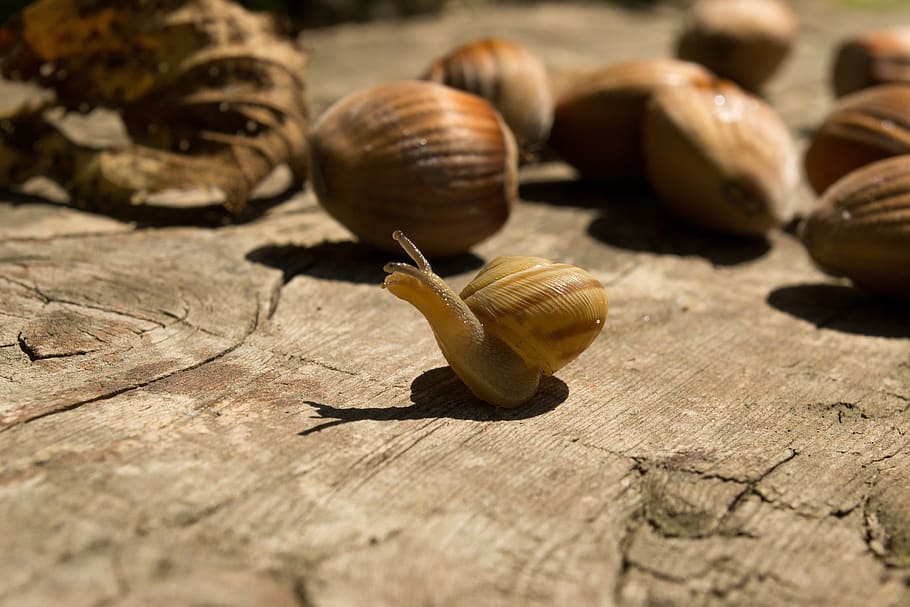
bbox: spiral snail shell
[383,231,608,407]
[309,81,518,257]
[422,38,553,156]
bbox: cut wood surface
[2,2,909,606]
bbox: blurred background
[0,0,672,28]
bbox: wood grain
[1,3,909,606]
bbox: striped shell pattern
[460,256,608,376]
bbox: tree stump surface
[2,3,909,606]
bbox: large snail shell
[676,0,797,91]
[549,59,714,184]
[804,84,910,195]
[309,80,518,257]
[422,38,553,155]
[800,155,910,297]
[832,28,910,98]
[643,80,798,236]
[460,256,608,376]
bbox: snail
[382,231,608,407]
[832,28,910,98]
[804,84,910,195]
[422,38,553,157]
[675,0,798,91]
[308,80,518,258]
[800,155,910,297]
[549,59,714,184]
[642,80,798,236]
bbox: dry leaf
[0,0,309,217]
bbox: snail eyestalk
[382,230,541,408]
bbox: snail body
[309,81,517,257]
[423,38,553,155]
[383,231,608,407]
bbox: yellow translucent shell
[460,256,608,376]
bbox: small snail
[422,38,553,157]
[832,28,910,98]
[549,59,714,184]
[676,0,798,91]
[308,81,517,257]
[383,231,608,407]
[804,84,910,195]
[800,155,910,297]
[642,80,798,236]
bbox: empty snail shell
[676,0,798,91]
[800,155,910,297]
[308,80,518,257]
[642,80,798,236]
[804,84,910,195]
[422,38,553,156]
[383,231,608,407]
[549,59,714,184]
[832,28,910,98]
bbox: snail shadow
[767,284,910,339]
[246,240,485,285]
[521,178,771,266]
[298,366,568,436]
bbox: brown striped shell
[832,28,910,98]
[676,0,797,91]
[800,155,910,297]
[642,80,798,236]
[549,59,715,184]
[422,38,553,155]
[308,80,518,257]
[804,84,910,195]
[459,256,608,376]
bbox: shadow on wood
[521,178,771,266]
[298,367,568,436]
[767,284,910,338]
[246,241,485,285]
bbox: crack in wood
[0,307,264,433]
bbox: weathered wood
[1,3,909,606]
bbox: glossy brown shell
[801,155,910,297]
[643,80,797,236]
[309,80,518,257]
[832,28,910,98]
[804,84,910,195]
[549,59,714,184]
[423,38,553,153]
[676,0,797,91]
[460,256,608,376]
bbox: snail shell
[422,38,553,156]
[800,155,910,297]
[676,0,798,91]
[383,231,607,407]
[804,84,910,195]
[642,80,798,236]
[308,81,518,257]
[549,59,714,184]
[832,28,910,98]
